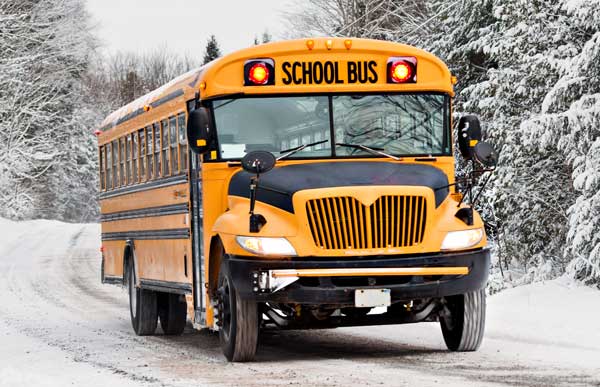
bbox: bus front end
[188,38,494,361]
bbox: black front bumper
[229,249,490,305]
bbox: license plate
[355,288,391,308]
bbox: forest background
[1,0,598,289]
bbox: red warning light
[244,59,274,86]
[386,57,417,84]
[248,63,269,85]
[390,61,413,83]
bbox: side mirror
[457,115,482,160]
[187,108,212,154]
[473,141,498,167]
[241,151,276,174]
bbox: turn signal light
[387,57,417,83]
[244,59,275,86]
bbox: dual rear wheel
[127,260,187,336]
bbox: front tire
[440,289,486,351]
[127,260,158,336]
[217,259,259,362]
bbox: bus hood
[228,161,449,214]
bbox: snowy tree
[86,49,199,114]
[520,0,600,285]
[284,0,428,41]
[203,35,222,65]
[0,0,98,221]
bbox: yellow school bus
[97,37,496,362]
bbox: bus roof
[98,38,452,135]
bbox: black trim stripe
[102,275,124,285]
[99,89,185,133]
[140,279,192,294]
[101,228,190,241]
[98,174,188,200]
[101,203,189,222]
[150,89,184,109]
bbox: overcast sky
[86,0,295,59]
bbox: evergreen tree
[521,0,600,285]
[203,35,222,65]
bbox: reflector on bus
[387,57,417,83]
[244,59,275,86]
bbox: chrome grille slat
[306,195,427,250]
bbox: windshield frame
[205,91,451,162]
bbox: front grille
[306,195,427,250]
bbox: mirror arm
[470,171,493,208]
[249,176,258,215]
[248,167,267,233]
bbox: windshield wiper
[336,143,401,161]
[277,139,328,160]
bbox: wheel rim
[129,267,137,319]
[220,276,232,342]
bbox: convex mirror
[473,142,498,167]
[187,108,212,154]
[241,151,276,174]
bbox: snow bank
[486,276,600,350]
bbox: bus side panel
[100,183,189,214]
[102,240,126,278]
[100,180,191,285]
[134,239,191,284]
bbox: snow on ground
[487,276,600,354]
[1,217,599,386]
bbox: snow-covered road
[0,219,599,386]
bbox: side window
[126,134,132,185]
[99,146,105,191]
[139,128,146,182]
[162,119,169,176]
[105,143,112,190]
[147,126,154,180]
[119,137,126,186]
[132,132,138,183]
[154,123,161,178]
[170,116,178,175]
[112,140,119,188]
[178,113,187,172]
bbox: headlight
[440,228,484,251]
[236,236,297,256]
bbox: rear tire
[158,293,187,335]
[440,288,486,351]
[127,260,158,336]
[217,259,258,362]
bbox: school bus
[97,37,496,362]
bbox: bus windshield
[212,93,449,160]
